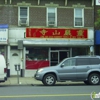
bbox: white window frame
[74,8,84,27]
[46,7,57,27]
[18,6,29,26]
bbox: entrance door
[50,50,69,66]
[10,50,21,75]
[50,51,59,66]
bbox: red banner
[26,60,49,69]
[26,28,88,39]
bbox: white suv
[34,55,100,86]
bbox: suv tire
[88,73,100,85]
[42,74,56,86]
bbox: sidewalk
[0,77,84,86]
[0,77,42,86]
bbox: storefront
[24,28,93,71]
[25,46,89,69]
[8,27,94,77]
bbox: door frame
[10,50,21,75]
[49,50,70,66]
[50,50,59,66]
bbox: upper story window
[74,8,84,27]
[18,7,29,26]
[47,7,57,27]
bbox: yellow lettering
[64,30,71,36]
[52,30,60,35]
[29,29,31,37]
[77,30,84,37]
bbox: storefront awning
[23,39,94,47]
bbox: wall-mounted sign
[26,28,88,39]
[95,30,100,45]
[96,0,100,5]
[0,24,8,44]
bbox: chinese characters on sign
[26,28,87,39]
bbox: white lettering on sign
[0,29,8,42]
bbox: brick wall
[0,0,94,28]
[29,7,46,26]
[57,8,73,27]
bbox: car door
[57,58,77,80]
[76,58,91,80]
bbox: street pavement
[0,76,84,86]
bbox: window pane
[48,13,55,17]
[75,9,82,17]
[63,59,76,67]
[74,8,83,26]
[75,18,82,26]
[90,58,100,65]
[47,7,56,23]
[20,7,27,18]
[48,13,55,21]
[48,8,55,13]
[77,58,90,65]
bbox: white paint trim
[65,0,67,6]
[7,46,10,69]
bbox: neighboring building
[0,0,94,77]
[94,0,100,55]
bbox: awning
[23,39,94,47]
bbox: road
[0,84,99,100]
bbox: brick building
[0,0,94,77]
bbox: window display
[26,47,49,69]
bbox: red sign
[26,28,88,39]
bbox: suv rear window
[90,58,100,65]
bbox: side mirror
[61,64,64,67]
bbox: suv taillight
[4,68,7,73]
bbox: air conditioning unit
[48,21,55,27]
[19,18,29,26]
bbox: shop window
[26,48,49,61]
[72,47,88,57]
[26,48,49,69]
[47,7,57,27]
[74,8,84,27]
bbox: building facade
[94,0,100,55]
[0,0,94,77]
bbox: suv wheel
[88,73,100,85]
[42,74,56,86]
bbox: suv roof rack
[75,55,100,57]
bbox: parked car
[34,55,100,86]
[0,54,7,83]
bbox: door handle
[73,67,76,69]
[87,66,90,68]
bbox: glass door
[50,51,59,66]
[59,51,69,62]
